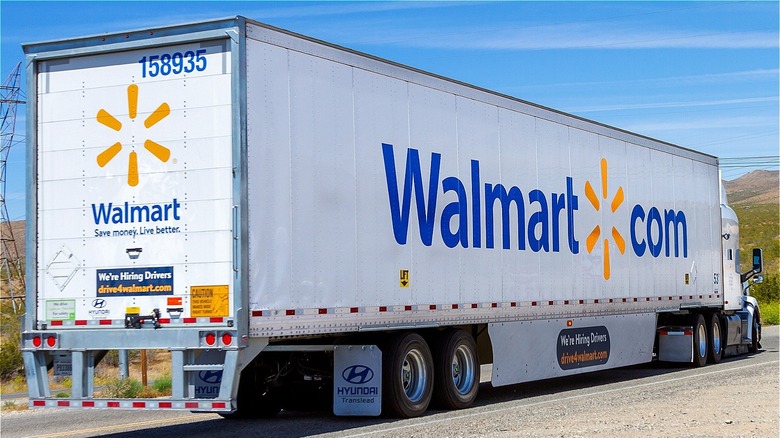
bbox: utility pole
[1,62,26,313]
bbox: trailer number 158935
[138,49,207,78]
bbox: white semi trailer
[23,17,764,418]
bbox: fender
[743,295,761,343]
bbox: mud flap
[658,327,694,362]
[333,345,382,416]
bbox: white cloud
[364,22,779,50]
[624,115,777,133]
[244,2,455,20]
[571,96,779,113]
[510,69,780,92]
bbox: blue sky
[1,1,778,221]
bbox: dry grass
[1,349,173,398]
[2,400,27,412]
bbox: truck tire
[433,329,479,410]
[383,332,433,418]
[692,313,708,367]
[749,311,761,353]
[707,313,723,364]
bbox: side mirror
[752,248,763,274]
[753,275,764,285]
[741,248,764,284]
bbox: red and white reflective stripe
[30,398,230,410]
[250,294,723,317]
[40,293,724,328]
[41,317,232,328]
[659,331,694,336]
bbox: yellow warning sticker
[190,285,229,317]
[125,306,140,315]
[399,270,410,288]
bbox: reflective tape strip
[249,294,722,319]
[41,317,231,328]
[29,398,232,411]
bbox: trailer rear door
[34,40,235,327]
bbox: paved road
[2,325,778,438]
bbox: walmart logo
[96,84,171,187]
[584,158,625,280]
[381,144,688,281]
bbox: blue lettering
[381,144,440,246]
[566,177,579,254]
[471,160,481,248]
[441,177,469,248]
[195,386,219,395]
[528,189,549,252]
[631,205,646,256]
[630,205,687,258]
[337,386,379,396]
[647,207,663,257]
[380,147,691,261]
[551,192,565,252]
[91,199,181,225]
[664,209,688,257]
[485,183,525,250]
[92,203,112,224]
[381,145,587,257]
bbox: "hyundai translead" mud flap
[333,345,382,416]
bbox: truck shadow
[101,350,766,438]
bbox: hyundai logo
[342,365,374,384]
[92,299,106,309]
[198,370,223,384]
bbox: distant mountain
[723,170,779,206]
[724,170,779,274]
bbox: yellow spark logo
[96,84,171,186]
[584,158,625,280]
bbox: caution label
[190,285,229,317]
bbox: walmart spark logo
[96,84,171,186]
[584,158,625,280]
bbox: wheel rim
[712,321,721,354]
[698,323,707,358]
[451,344,476,395]
[401,348,427,403]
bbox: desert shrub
[760,301,779,326]
[152,374,172,395]
[0,302,24,380]
[0,338,23,380]
[2,400,27,411]
[751,273,779,305]
[103,377,143,398]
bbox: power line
[719,156,780,168]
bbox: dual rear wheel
[382,330,479,418]
[692,312,724,368]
